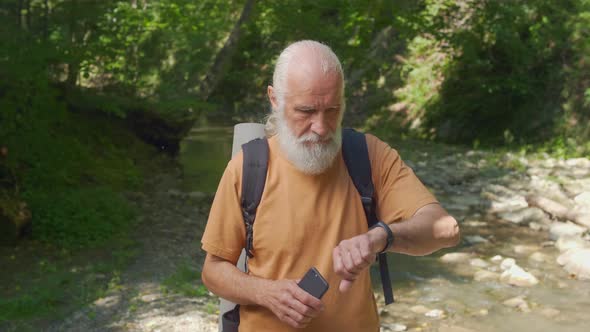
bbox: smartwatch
[370,221,394,254]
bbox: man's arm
[333,203,459,292]
[201,253,324,329]
[382,203,460,256]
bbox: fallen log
[526,195,590,229]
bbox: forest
[1,0,589,330]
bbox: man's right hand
[258,279,325,329]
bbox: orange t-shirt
[201,133,438,332]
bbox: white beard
[276,113,342,175]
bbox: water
[178,126,233,193]
[179,127,590,331]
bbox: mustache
[296,132,335,144]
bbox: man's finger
[292,282,325,312]
[333,248,358,280]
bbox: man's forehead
[284,65,342,96]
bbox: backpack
[222,128,394,332]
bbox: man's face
[271,69,343,143]
[268,64,344,174]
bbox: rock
[565,158,590,168]
[440,253,471,264]
[464,235,488,244]
[438,325,477,332]
[556,248,590,280]
[500,264,539,286]
[500,258,516,270]
[555,235,588,252]
[470,258,489,268]
[528,252,549,263]
[549,222,587,241]
[478,309,489,316]
[574,192,590,206]
[503,296,530,312]
[93,295,120,308]
[464,221,488,227]
[498,207,546,224]
[490,255,503,262]
[473,270,500,282]
[410,305,431,314]
[489,196,528,213]
[514,244,541,255]
[382,323,407,332]
[529,222,548,231]
[540,307,560,318]
[140,294,161,303]
[424,309,445,319]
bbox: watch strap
[371,221,394,254]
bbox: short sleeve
[200,152,246,264]
[366,134,438,223]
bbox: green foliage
[161,263,209,298]
[25,187,135,248]
[0,241,137,324]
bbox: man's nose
[311,111,330,138]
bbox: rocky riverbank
[47,141,590,332]
[377,149,590,332]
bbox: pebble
[500,258,516,270]
[382,323,407,332]
[410,305,431,314]
[514,244,541,255]
[140,294,161,303]
[490,255,503,262]
[438,325,477,332]
[498,207,545,224]
[528,252,549,263]
[470,258,489,268]
[503,296,530,312]
[555,235,588,252]
[93,295,120,308]
[440,253,471,264]
[540,307,560,318]
[464,221,488,227]
[425,309,445,319]
[549,222,587,241]
[464,235,488,244]
[500,264,539,286]
[574,192,590,206]
[557,248,590,280]
[473,270,500,282]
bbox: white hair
[265,40,345,136]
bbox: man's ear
[267,85,278,110]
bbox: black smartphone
[297,267,329,299]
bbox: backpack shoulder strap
[342,128,377,224]
[241,137,269,259]
[342,128,395,305]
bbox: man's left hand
[332,227,387,292]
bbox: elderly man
[201,40,459,331]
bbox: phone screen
[297,267,329,299]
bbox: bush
[24,187,136,248]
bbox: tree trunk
[66,0,79,88]
[17,0,23,28]
[43,0,49,41]
[24,0,30,30]
[197,0,255,100]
